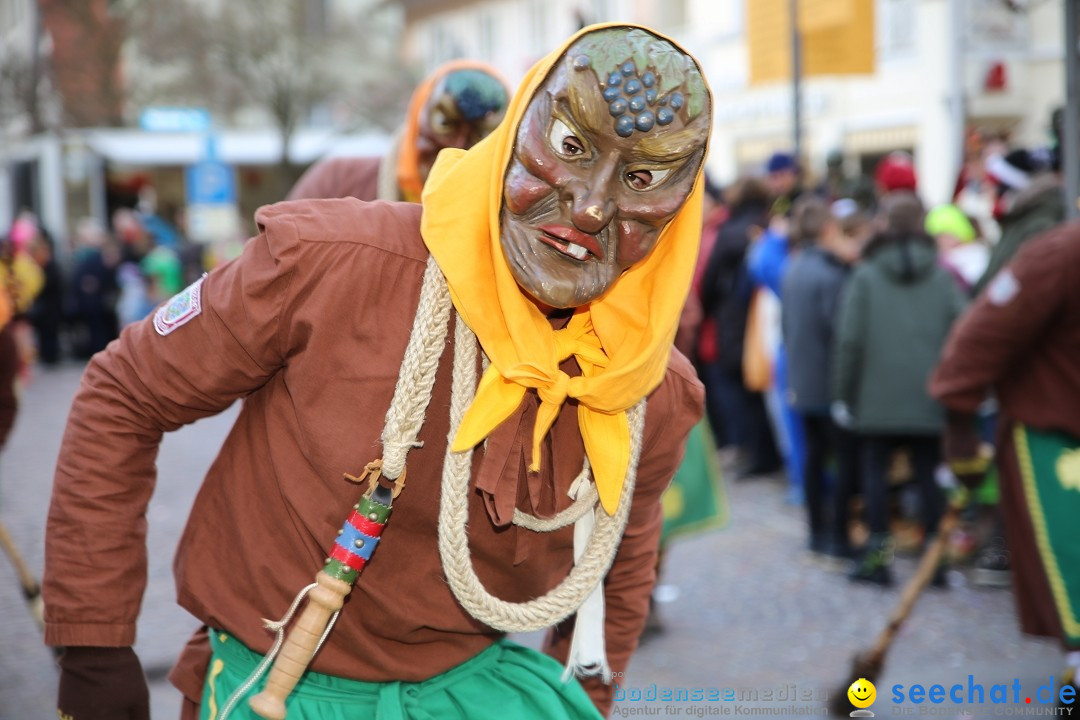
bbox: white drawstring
[220,583,340,720]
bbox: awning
[81,128,390,167]
[843,125,918,154]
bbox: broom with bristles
[0,519,45,632]
[829,487,969,716]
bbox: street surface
[0,363,1063,719]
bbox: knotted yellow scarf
[421,23,709,514]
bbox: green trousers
[200,631,603,720]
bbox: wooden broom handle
[248,571,353,720]
[865,503,961,664]
[0,521,39,597]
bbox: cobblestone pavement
[0,363,238,720]
[0,363,1065,719]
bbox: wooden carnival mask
[415,69,510,183]
[500,28,711,310]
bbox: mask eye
[549,118,587,157]
[626,167,671,191]
[431,109,455,134]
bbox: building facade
[395,0,1066,205]
[1,0,399,244]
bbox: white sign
[140,107,212,133]
[187,204,238,244]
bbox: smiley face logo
[847,677,876,709]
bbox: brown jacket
[43,198,704,712]
[930,221,1080,437]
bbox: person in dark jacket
[28,229,65,366]
[974,150,1063,296]
[833,193,966,585]
[69,219,119,358]
[782,197,861,560]
[700,177,779,476]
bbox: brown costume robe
[931,221,1080,650]
[287,136,404,203]
[43,199,703,714]
[287,156,385,202]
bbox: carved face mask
[499,29,711,309]
[414,69,510,184]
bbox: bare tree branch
[126,0,413,137]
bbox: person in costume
[44,24,711,720]
[287,62,510,203]
[931,221,1080,695]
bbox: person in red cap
[873,151,918,198]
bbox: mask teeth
[566,242,589,260]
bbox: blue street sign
[185,160,235,206]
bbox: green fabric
[833,240,966,434]
[199,631,603,720]
[661,420,728,545]
[1013,424,1080,645]
[140,247,184,296]
[973,464,1000,506]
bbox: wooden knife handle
[248,571,352,720]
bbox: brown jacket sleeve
[286,157,382,202]
[544,350,705,715]
[929,227,1068,413]
[43,205,302,647]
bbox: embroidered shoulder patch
[154,274,206,336]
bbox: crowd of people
[2,193,205,370]
[681,130,1068,594]
[673,128,1080,694]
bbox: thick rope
[372,260,643,632]
[379,256,453,479]
[437,312,645,632]
[512,460,597,532]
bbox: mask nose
[448,124,472,150]
[567,154,618,234]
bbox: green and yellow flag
[661,421,729,545]
[1014,424,1080,644]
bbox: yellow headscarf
[421,24,711,514]
[396,60,509,203]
